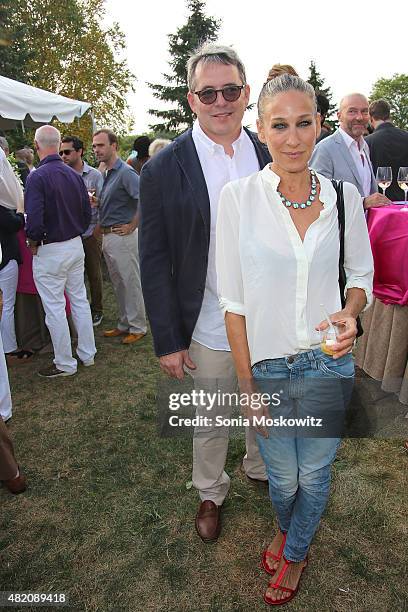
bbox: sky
[104,0,405,134]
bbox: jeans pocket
[251,362,265,377]
[318,354,355,379]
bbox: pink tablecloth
[16,228,38,294]
[16,228,71,314]
[367,204,408,306]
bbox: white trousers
[0,332,12,421]
[0,259,18,353]
[102,230,147,334]
[189,340,267,505]
[33,237,96,373]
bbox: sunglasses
[194,85,245,105]
[59,149,75,156]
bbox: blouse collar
[260,163,337,212]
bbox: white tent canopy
[0,75,92,130]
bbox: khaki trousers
[102,230,147,334]
[189,339,267,505]
[0,419,18,481]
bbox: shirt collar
[339,127,368,153]
[38,154,61,166]
[82,161,91,175]
[260,164,336,212]
[375,121,393,132]
[192,119,245,155]
[105,157,122,175]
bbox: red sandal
[261,532,287,576]
[264,555,308,606]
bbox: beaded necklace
[277,169,317,210]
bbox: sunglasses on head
[194,84,245,105]
[59,149,75,156]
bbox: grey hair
[35,125,61,149]
[258,74,317,120]
[187,43,246,92]
[0,136,9,154]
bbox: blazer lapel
[334,131,364,194]
[173,130,210,238]
[368,156,377,194]
[172,128,271,239]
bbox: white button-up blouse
[216,165,374,365]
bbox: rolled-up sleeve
[343,182,374,309]
[216,183,245,316]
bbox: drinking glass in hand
[376,166,392,195]
[397,167,408,210]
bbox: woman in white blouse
[216,74,373,606]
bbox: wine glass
[376,166,392,195]
[87,187,98,208]
[397,167,408,211]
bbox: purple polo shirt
[25,154,91,243]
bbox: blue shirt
[25,154,91,243]
[80,162,103,238]
[99,158,139,227]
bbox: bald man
[25,126,96,378]
[310,93,391,209]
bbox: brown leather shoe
[121,333,146,345]
[104,328,128,338]
[195,500,221,542]
[3,471,27,494]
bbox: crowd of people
[1,41,408,606]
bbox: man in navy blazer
[366,98,408,202]
[310,93,390,209]
[140,43,270,542]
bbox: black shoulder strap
[332,179,345,267]
[332,179,364,337]
[332,179,346,309]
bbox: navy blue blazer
[139,127,271,357]
[365,122,408,201]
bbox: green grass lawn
[1,280,407,611]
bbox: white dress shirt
[191,120,260,351]
[0,148,24,211]
[216,166,373,365]
[339,128,372,197]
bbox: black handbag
[331,179,364,338]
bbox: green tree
[1,0,135,144]
[370,74,408,130]
[148,0,221,135]
[0,0,33,82]
[307,60,336,122]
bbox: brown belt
[101,226,115,234]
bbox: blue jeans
[253,349,354,562]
